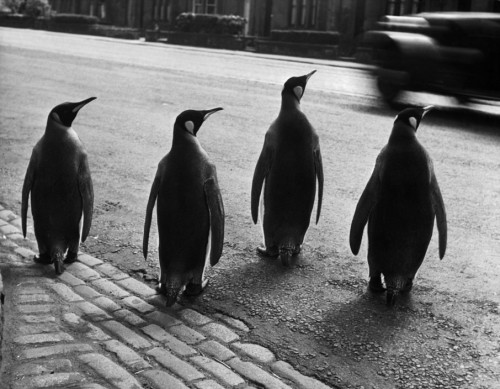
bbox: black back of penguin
[21,97,96,275]
[349,106,447,306]
[143,108,225,306]
[251,71,324,266]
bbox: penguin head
[175,107,223,136]
[50,97,97,127]
[282,70,316,102]
[394,105,434,132]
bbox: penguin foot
[33,253,52,264]
[256,246,279,258]
[64,251,78,264]
[54,256,64,275]
[185,279,209,296]
[401,278,414,293]
[156,283,167,295]
[368,277,386,293]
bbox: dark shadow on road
[427,106,500,138]
[352,100,500,138]
[320,288,421,350]
[181,249,308,309]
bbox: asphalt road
[1,28,499,389]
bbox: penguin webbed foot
[368,275,386,293]
[156,283,167,295]
[185,279,209,297]
[401,278,414,293]
[64,251,78,264]
[256,246,279,258]
[33,253,52,264]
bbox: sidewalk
[0,203,334,389]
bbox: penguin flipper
[251,145,273,224]
[78,154,94,242]
[314,148,324,224]
[204,177,225,266]
[349,156,382,255]
[143,173,160,259]
[21,152,36,238]
[431,172,447,259]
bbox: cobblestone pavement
[0,203,334,389]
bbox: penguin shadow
[234,250,309,289]
[250,251,306,278]
[258,250,311,272]
[321,287,419,347]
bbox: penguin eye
[293,86,303,100]
[409,117,418,129]
[184,121,195,133]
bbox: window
[387,0,423,15]
[193,0,203,13]
[300,0,307,26]
[411,0,423,14]
[100,2,106,19]
[160,0,166,20]
[151,0,168,22]
[206,0,216,14]
[309,0,317,26]
[289,0,318,28]
[290,0,298,26]
[386,0,405,15]
[192,0,217,14]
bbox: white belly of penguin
[201,225,212,279]
[259,180,266,246]
[78,211,84,245]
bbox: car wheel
[376,68,409,106]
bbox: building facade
[47,0,500,37]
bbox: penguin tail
[163,286,183,307]
[278,242,300,267]
[279,248,293,267]
[52,249,65,275]
[384,275,406,307]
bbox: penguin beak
[305,70,317,82]
[422,105,434,118]
[71,97,97,114]
[202,107,223,121]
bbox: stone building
[47,0,500,39]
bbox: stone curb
[0,204,335,389]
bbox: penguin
[143,108,225,307]
[22,97,96,275]
[251,70,324,266]
[349,105,447,306]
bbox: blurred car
[364,12,500,105]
